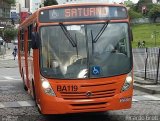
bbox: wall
[130,17,160,24]
[30,0,41,13]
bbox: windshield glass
[40,23,132,79]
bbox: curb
[134,76,156,85]
[0,66,18,68]
[134,83,160,94]
[134,80,156,85]
[133,76,160,94]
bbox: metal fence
[133,47,160,84]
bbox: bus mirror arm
[31,32,40,49]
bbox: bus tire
[22,69,28,91]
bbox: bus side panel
[33,49,41,103]
[18,30,26,87]
[18,31,22,76]
[27,39,34,96]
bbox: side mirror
[31,32,40,49]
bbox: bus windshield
[40,22,132,79]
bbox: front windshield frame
[39,22,133,80]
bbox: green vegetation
[5,0,15,4]
[148,4,160,22]
[0,28,18,43]
[128,9,143,19]
[132,23,160,48]
[44,0,58,6]
[128,0,160,21]
[127,0,160,48]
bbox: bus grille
[60,89,116,100]
[70,102,107,111]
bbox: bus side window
[28,24,33,56]
[20,30,24,55]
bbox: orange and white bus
[18,3,133,114]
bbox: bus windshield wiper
[59,23,77,47]
[90,30,94,54]
[93,21,110,43]
[75,34,79,57]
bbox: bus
[18,3,133,114]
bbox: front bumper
[39,90,133,114]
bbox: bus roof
[38,3,126,12]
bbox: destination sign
[39,6,127,22]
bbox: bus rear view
[19,3,133,114]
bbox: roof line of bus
[38,3,125,11]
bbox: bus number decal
[57,85,78,92]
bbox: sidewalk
[0,49,13,60]
[0,49,18,68]
[134,76,160,94]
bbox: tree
[44,0,58,6]
[5,0,15,4]
[135,0,152,13]
[148,4,160,23]
[3,28,17,43]
[128,9,143,19]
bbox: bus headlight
[121,72,133,92]
[41,77,56,96]
[42,81,50,89]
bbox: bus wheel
[22,70,28,91]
